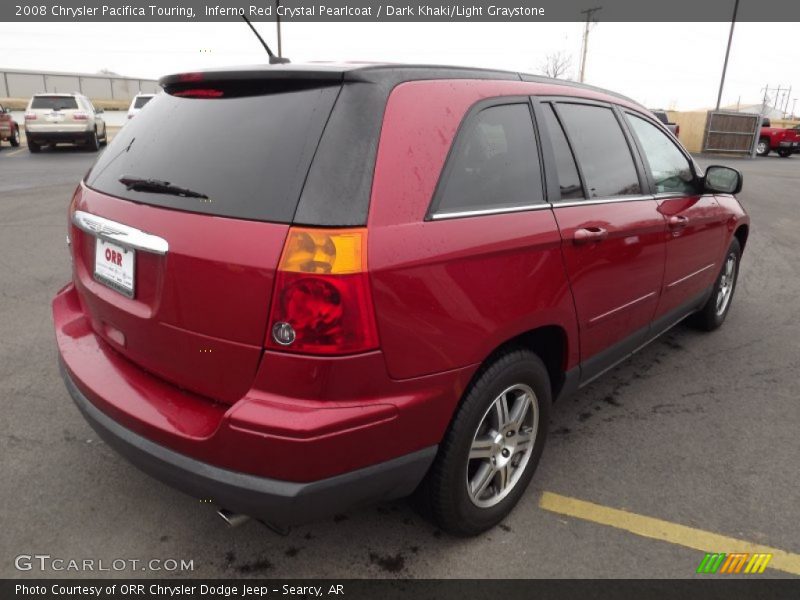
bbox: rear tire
[756,138,770,156]
[778,148,791,158]
[85,129,100,152]
[28,139,41,153]
[690,238,741,331]
[10,126,20,147]
[416,348,551,536]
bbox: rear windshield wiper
[119,176,208,199]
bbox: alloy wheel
[466,383,538,508]
[715,253,737,316]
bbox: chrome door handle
[668,215,689,229]
[573,227,608,245]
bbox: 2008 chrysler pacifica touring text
[53,63,749,535]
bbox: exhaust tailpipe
[217,508,250,528]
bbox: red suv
[53,64,749,535]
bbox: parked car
[757,117,800,157]
[0,103,21,148]
[126,93,156,120]
[52,64,749,536]
[24,92,107,152]
[650,109,680,137]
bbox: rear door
[622,111,726,322]
[539,100,667,382]
[71,79,340,404]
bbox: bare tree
[539,51,572,80]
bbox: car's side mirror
[704,165,742,195]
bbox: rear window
[133,96,153,109]
[87,81,340,223]
[31,96,78,110]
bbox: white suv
[126,93,156,120]
[24,93,107,153]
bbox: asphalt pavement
[0,145,797,579]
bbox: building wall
[1,68,158,102]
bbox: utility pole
[715,0,740,110]
[276,0,283,57]
[792,98,798,120]
[578,6,602,83]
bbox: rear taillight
[266,228,379,355]
[675,124,680,137]
[72,112,88,120]
[24,112,36,120]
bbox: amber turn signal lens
[278,228,367,275]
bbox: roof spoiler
[159,67,346,88]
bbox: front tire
[756,138,770,156]
[691,238,741,331]
[419,348,551,536]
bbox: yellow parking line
[5,147,26,157]
[539,491,800,576]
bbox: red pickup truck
[757,118,800,157]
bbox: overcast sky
[1,21,798,111]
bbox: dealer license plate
[94,238,135,298]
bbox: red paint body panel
[368,80,581,378]
[552,201,666,360]
[655,195,727,317]
[70,183,287,403]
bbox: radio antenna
[241,14,290,64]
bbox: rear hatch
[71,76,341,404]
[29,95,83,128]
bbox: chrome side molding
[72,210,169,255]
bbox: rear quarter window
[431,102,544,216]
[86,82,340,223]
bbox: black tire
[28,139,41,153]
[777,148,791,158]
[417,347,551,536]
[85,129,100,152]
[10,126,20,147]
[690,238,741,331]
[756,138,770,156]
[100,128,108,146]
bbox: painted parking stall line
[539,491,800,576]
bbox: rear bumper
[52,282,469,524]
[62,362,435,527]
[26,127,92,144]
[778,141,800,153]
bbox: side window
[556,103,642,198]
[434,103,544,215]
[625,113,697,195]
[541,103,584,200]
